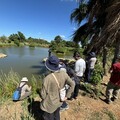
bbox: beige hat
[21,77,28,82]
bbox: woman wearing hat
[19,77,32,100]
[40,55,75,120]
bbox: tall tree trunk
[102,46,107,75]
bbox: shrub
[0,70,42,102]
[91,61,104,85]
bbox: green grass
[0,70,42,102]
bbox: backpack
[12,83,26,101]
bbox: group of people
[16,51,120,120]
[39,51,98,120]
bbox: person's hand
[61,97,67,102]
[29,86,32,90]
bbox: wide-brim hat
[45,55,60,71]
[21,77,28,82]
[89,52,96,57]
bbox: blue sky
[0,0,79,42]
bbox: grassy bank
[0,70,42,103]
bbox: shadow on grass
[27,98,43,120]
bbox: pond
[0,46,49,79]
[0,46,73,79]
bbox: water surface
[0,46,49,79]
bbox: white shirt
[19,82,31,96]
[88,57,97,69]
[75,58,86,77]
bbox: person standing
[105,56,120,104]
[73,51,86,99]
[40,55,75,120]
[85,52,97,83]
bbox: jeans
[85,68,94,82]
[73,76,82,98]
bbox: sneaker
[60,104,69,111]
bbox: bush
[91,62,104,85]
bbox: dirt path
[0,75,120,120]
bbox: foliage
[29,43,35,47]
[49,35,78,54]
[70,0,120,57]
[81,83,102,99]
[91,61,104,85]
[0,70,42,102]
[0,32,50,48]
[14,40,20,46]
[103,108,117,120]
[18,31,26,42]
[54,35,62,43]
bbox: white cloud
[60,35,65,38]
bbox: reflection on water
[0,46,73,79]
[0,46,49,79]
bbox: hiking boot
[104,99,112,104]
[111,97,117,102]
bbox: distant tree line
[0,31,50,47]
[49,35,79,54]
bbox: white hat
[21,77,28,82]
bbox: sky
[0,0,80,42]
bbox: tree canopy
[71,0,120,57]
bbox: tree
[71,0,120,64]
[0,35,8,43]
[9,34,19,42]
[18,31,26,42]
[54,35,62,44]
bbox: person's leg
[113,86,120,100]
[42,111,54,120]
[73,84,80,99]
[88,69,94,82]
[105,82,114,103]
[54,107,60,120]
[84,68,88,82]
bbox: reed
[0,70,42,102]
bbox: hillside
[0,75,120,120]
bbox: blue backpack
[12,83,26,101]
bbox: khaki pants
[106,81,120,101]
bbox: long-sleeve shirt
[110,62,120,86]
[19,82,31,97]
[40,71,75,113]
[75,58,86,77]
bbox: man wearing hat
[19,77,32,100]
[85,52,97,83]
[105,55,120,104]
[40,55,75,120]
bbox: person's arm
[75,61,79,73]
[65,73,75,98]
[40,78,48,100]
[25,85,31,91]
[109,64,113,73]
